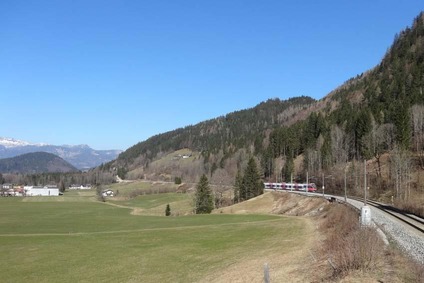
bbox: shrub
[333,227,384,274]
[321,204,385,278]
[165,204,171,216]
[174,177,182,185]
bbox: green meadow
[108,181,160,196]
[0,194,308,283]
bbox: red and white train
[264,182,317,192]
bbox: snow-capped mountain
[0,137,122,170]
[0,137,47,148]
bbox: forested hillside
[117,96,315,166]
[0,152,78,174]
[264,13,424,208]
[106,12,424,211]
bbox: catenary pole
[344,169,347,202]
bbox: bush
[165,204,171,216]
[321,204,385,278]
[332,227,384,274]
[174,177,182,185]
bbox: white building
[69,184,92,190]
[102,189,114,197]
[24,186,60,196]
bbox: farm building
[102,189,114,197]
[2,183,13,190]
[24,185,59,196]
[69,184,92,190]
[1,184,25,196]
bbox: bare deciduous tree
[306,148,321,178]
[412,104,424,168]
[363,120,395,177]
[390,146,412,200]
[330,125,349,165]
[210,168,232,208]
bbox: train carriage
[264,182,317,192]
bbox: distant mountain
[0,152,78,174]
[0,138,122,170]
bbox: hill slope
[104,12,424,194]
[0,152,79,174]
[115,96,315,165]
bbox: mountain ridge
[0,152,78,174]
[0,137,122,170]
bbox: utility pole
[344,168,347,202]
[361,160,371,226]
[364,159,367,206]
[290,173,293,191]
[306,171,309,193]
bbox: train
[264,182,317,192]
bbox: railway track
[349,196,424,235]
[289,191,424,263]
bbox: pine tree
[59,180,66,193]
[283,155,294,181]
[165,204,171,216]
[241,157,263,201]
[354,109,372,158]
[394,103,411,150]
[195,174,214,214]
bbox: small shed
[102,190,114,197]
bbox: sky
[1,1,423,150]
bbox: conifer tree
[283,155,294,181]
[394,103,411,150]
[165,203,171,216]
[241,157,263,201]
[195,174,214,214]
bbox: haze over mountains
[0,137,122,170]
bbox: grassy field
[108,181,158,194]
[0,195,311,282]
[107,180,183,197]
[109,192,193,215]
[149,148,199,167]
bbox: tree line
[195,157,263,214]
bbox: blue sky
[1,1,423,150]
